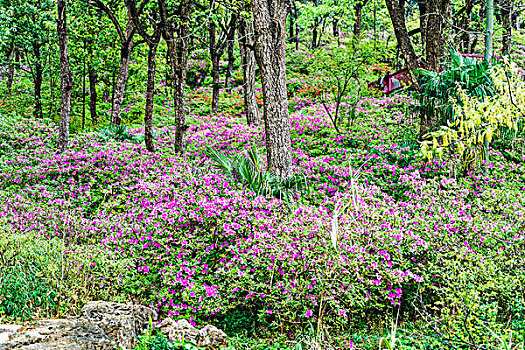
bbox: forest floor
[0,82,524,349]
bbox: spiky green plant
[205,145,307,201]
[416,49,497,132]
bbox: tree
[208,5,230,114]
[252,0,293,178]
[57,0,73,152]
[0,0,54,119]
[225,14,236,94]
[353,0,370,39]
[158,0,193,153]
[238,6,259,125]
[126,0,161,152]
[501,0,513,54]
[417,0,449,72]
[383,0,420,77]
[87,0,140,125]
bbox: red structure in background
[369,68,412,95]
[370,54,525,96]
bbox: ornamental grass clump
[421,61,525,171]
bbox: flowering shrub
[0,88,524,346]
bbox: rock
[0,302,227,350]
[198,325,228,350]
[0,301,157,350]
[157,318,228,350]
[81,300,158,349]
[0,318,111,350]
[157,318,199,345]
[0,325,23,345]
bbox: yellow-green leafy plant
[421,61,525,172]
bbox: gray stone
[0,302,157,350]
[156,318,228,350]
[0,302,227,350]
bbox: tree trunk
[485,0,494,65]
[425,0,447,72]
[384,0,420,80]
[5,43,15,94]
[82,58,86,130]
[253,0,293,179]
[333,18,339,37]
[417,0,428,53]
[459,0,474,53]
[89,65,98,124]
[58,0,73,152]
[225,40,234,94]
[385,0,423,133]
[294,3,300,50]
[239,14,259,125]
[111,16,135,125]
[312,19,318,49]
[501,0,513,54]
[225,15,236,94]
[160,0,192,154]
[145,42,158,152]
[209,19,220,114]
[353,3,365,38]
[33,43,44,119]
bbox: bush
[99,123,145,144]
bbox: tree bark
[253,0,293,179]
[209,18,221,114]
[458,0,474,53]
[32,43,44,119]
[58,0,73,152]
[125,0,162,152]
[88,1,138,126]
[501,0,513,54]
[384,0,420,80]
[145,42,158,152]
[239,14,259,125]
[5,42,15,94]
[312,19,318,49]
[159,0,192,154]
[225,15,236,94]
[353,1,370,39]
[333,18,339,37]
[417,0,428,52]
[425,0,448,72]
[111,16,135,125]
[88,65,98,124]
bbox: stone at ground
[0,302,228,350]
[156,318,228,350]
[0,301,157,350]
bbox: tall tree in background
[0,0,54,119]
[159,0,193,153]
[57,0,73,152]
[353,0,370,38]
[418,0,449,72]
[225,14,236,94]
[501,0,513,54]
[253,0,293,178]
[126,0,161,152]
[238,6,259,125]
[88,0,139,125]
[384,0,420,77]
[208,5,233,114]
